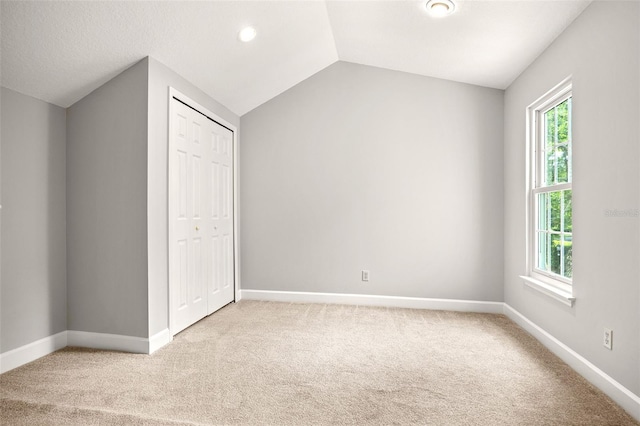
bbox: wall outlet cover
[603,328,613,350]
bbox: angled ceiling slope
[327,1,591,90]
[1,1,590,116]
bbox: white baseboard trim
[2,297,636,422]
[503,304,640,421]
[0,331,68,374]
[149,328,172,354]
[243,290,639,420]
[1,328,173,374]
[67,330,149,354]
[240,289,504,314]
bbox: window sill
[519,275,575,307]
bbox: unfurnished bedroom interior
[0,0,639,424]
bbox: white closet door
[207,121,234,315]
[170,97,235,335]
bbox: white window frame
[521,76,575,306]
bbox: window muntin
[528,80,573,288]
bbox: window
[522,77,574,305]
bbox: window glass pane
[537,193,545,231]
[556,99,569,143]
[537,231,548,270]
[545,151,555,185]
[556,145,569,183]
[563,190,572,233]
[550,234,562,275]
[563,235,573,278]
[550,191,561,232]
[545,110,554,151]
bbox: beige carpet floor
[1,300,637,425]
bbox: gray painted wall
[504,1,639,394]
[147,57,240,336]
[1,88,67,352]
[241,61,504,301]
[66,59,149,338]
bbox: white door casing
[169,92,235,335]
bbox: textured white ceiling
[0,1,591,116]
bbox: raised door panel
[171,101,208,334]
[207,121,235,314]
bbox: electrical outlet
[361,270,370,282]
[603,328,613,350]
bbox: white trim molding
[520,275,575,306]
[67,331,149,354]
[504,304,640,421]
[240,289,504,314]
[242,289,639,421]
[2,296,637,423]
[0,331,68,374]
[149,329,172,354]
[1,329,173,374]
[68,329,172,355]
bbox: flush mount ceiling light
[238,26,257,42]
[426,0,456,17]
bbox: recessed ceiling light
[238,26,257,42]
[426,0,456,17]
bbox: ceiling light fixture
[238,26,257,42]
[426,0,456,17]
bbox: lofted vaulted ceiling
[1,1,591,116]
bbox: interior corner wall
[0,88,67,353]
[504,1,640,395]
[66,59,149,338]
[146,56,240,336]
[240,61,504,301]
